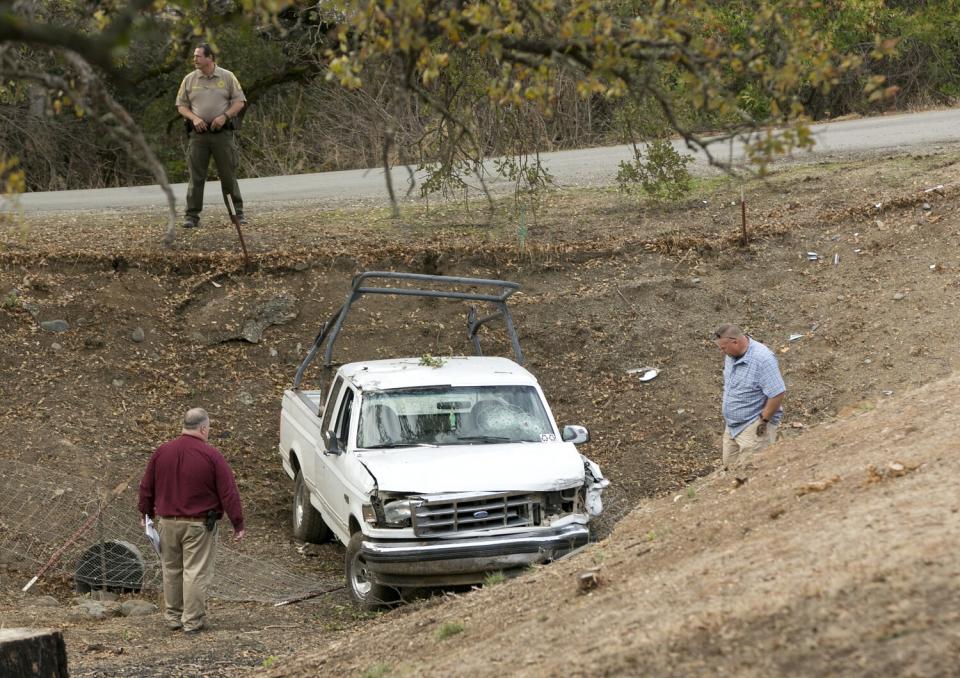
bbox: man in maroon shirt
[138,407,245,634]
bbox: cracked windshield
[358,385,554,448]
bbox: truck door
[306,376,344,517]
[316,383,356,536]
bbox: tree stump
[0,628,68,677]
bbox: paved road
[6,108,959,214]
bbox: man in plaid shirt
[714,323,786,469]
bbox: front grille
[412,492,538,537]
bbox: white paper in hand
[145,516,161,554]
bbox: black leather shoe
[236,215,248,226]
[183,217,200,229]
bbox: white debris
[626,367,659,382]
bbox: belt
[160,515,206,522]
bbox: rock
[131,327,145,343]
[241,294,299,343]
[51,342,62,352]
[577,569,601,593]
[112,379,124,388]
[269,347,279,358]
[84,337,105,349]
[88,590,120,602]
[892,292,905,301]
[40,319,69,333]
[237,391,255,406]
[191,293,300,345]
[298,544,324,557]
[217,430,232,439]
[120,599,157,617]
[74,600,120,620]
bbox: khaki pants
[185,130,243,220]
[158,517,218,631]
[722,418,778,469]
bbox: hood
[355,442,585,494]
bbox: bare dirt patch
[1,146,959,675]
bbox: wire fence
[0,458,332,604]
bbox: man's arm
[760,392,785,423]
[209,101,244,131]
[137,454,157,520]
[178,104,208,133]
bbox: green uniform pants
[185,130,243,220]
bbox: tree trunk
[0,628,68,677]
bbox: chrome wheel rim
[351,553,372,596]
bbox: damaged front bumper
[360,523,590,587]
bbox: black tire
[292,471,331,543]
[345,532,398,611]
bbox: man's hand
[210,114,228,131]
[192,117,208,133]
[233,528,245,543]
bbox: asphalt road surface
[6,108,960,214]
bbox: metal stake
[223,191,251,271]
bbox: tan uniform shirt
[175,66,246,123]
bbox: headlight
[383,500,415,527]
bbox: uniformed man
[176,43,247,229]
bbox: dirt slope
[265,374,960,677]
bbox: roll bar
[293,271,524,389]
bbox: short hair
[183,407,209,430]
[714,323,744,340]
[197,43,215,60]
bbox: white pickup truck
[278,272,608,608]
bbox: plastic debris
[922,202,932,211]
[833,253,840,265]
[626,367,659,382]
[788,334,804,342]
[924,184,944,194]
[806,252,819,261]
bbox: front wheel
[345,532,398,611]
[292,471,331,543]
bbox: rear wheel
[292,471,331,543]
[345,532,398,610]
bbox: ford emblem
[473,510,489,519]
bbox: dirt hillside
[265,372,960,677]
[1,145,959,675]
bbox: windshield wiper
[362,442,438,449]
[454,435,513,443]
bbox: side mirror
[322,430,343,455]
[561,425,590,444]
